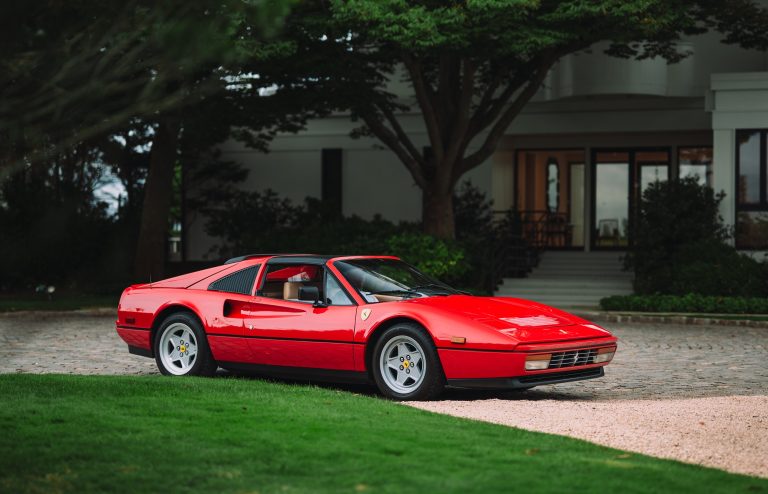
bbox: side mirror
[298,286,326,308]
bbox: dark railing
[488,209,578,289]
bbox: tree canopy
[267,0,768,237]
[0,0,292,178]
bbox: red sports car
[116,254,617,400]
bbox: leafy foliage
[386,233,468,280]
[0,0,294,176]
[0,150,118,290]
[600,293,768,314]
[267,0,768,237]
[202,189,413,257]
[625,177,768,296]
[203,182,528,293]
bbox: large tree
[0,0,299,281]
[273,0,768,238]
[0,0,289,177]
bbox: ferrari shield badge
[361,308,371,321]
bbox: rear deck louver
[208,265,260,295]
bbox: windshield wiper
[366,289,421,298]
[409,283,454,295]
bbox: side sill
[218,361,372,385]
[128,345,154,358]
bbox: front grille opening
[548,348,598,369]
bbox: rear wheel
[154,312,217,376]
[372,323,444,401]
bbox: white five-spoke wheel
[154,312,217,377]
[158,322,199,375]
[372,323,445,401]
[379,336,426,394]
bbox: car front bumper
[446,366,605,390]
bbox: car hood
[405,295,612,345]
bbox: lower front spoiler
[447,366,604,390]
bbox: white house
[184,31,768,263]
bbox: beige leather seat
[283,281,302,300]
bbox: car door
[241,263,358,370]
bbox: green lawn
[0,293,117,312]
[0,375,765,494]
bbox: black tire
[371,323,445,401]
[154,312,217,377]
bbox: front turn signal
[594,346,616,363]
[525,353,552,370]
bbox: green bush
[386,232,468,281]
[203,182,525,293]
[600,293,768,314]
[626,177,768,297]
[203,190,412,256]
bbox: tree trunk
[133,119,180,281]
[422,184,455,239]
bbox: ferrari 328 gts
[116,254,617,400]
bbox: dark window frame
[735,130,768,250]
[256,261,358,306]
[735,130,768,211]
[589,147,671,251]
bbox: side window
[325,273,354,306]
[260,264,324,302]
[208,265,260,295]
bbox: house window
[735,131,768,249]
[678,147,712,186]
[321,148,343,216]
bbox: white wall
[342,149,422,221]
[184,30,768,259]
[709,72,768,242]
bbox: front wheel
[372,323,445,401]
[154,312,217,377]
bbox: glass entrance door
[593,152,630,248]
[592,149,670,249]
[515,149,586,249]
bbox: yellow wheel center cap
[180,345,186,352]
[403,361,409,369]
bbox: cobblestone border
[576,311,768,328]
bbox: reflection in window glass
[679,147,712,187]
[679,164,707,185]
[738,132,761,204]
[640,165,668,194]
[325,274,354,306]
[595,163,629,247]
[546,158,559,213]
[736,211,768,249]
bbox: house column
[712,129,736,242]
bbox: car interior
[260,264,323,302]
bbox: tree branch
[360,111,427,188]
[378,103,424,167]
[402,53,444,162]
[443,58,476,172]
[457,61,554,177]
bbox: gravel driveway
[1,312,766,477]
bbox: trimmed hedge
[600,293,768,314]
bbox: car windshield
[334,258,459,303]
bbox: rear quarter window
[208,265,261,295]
